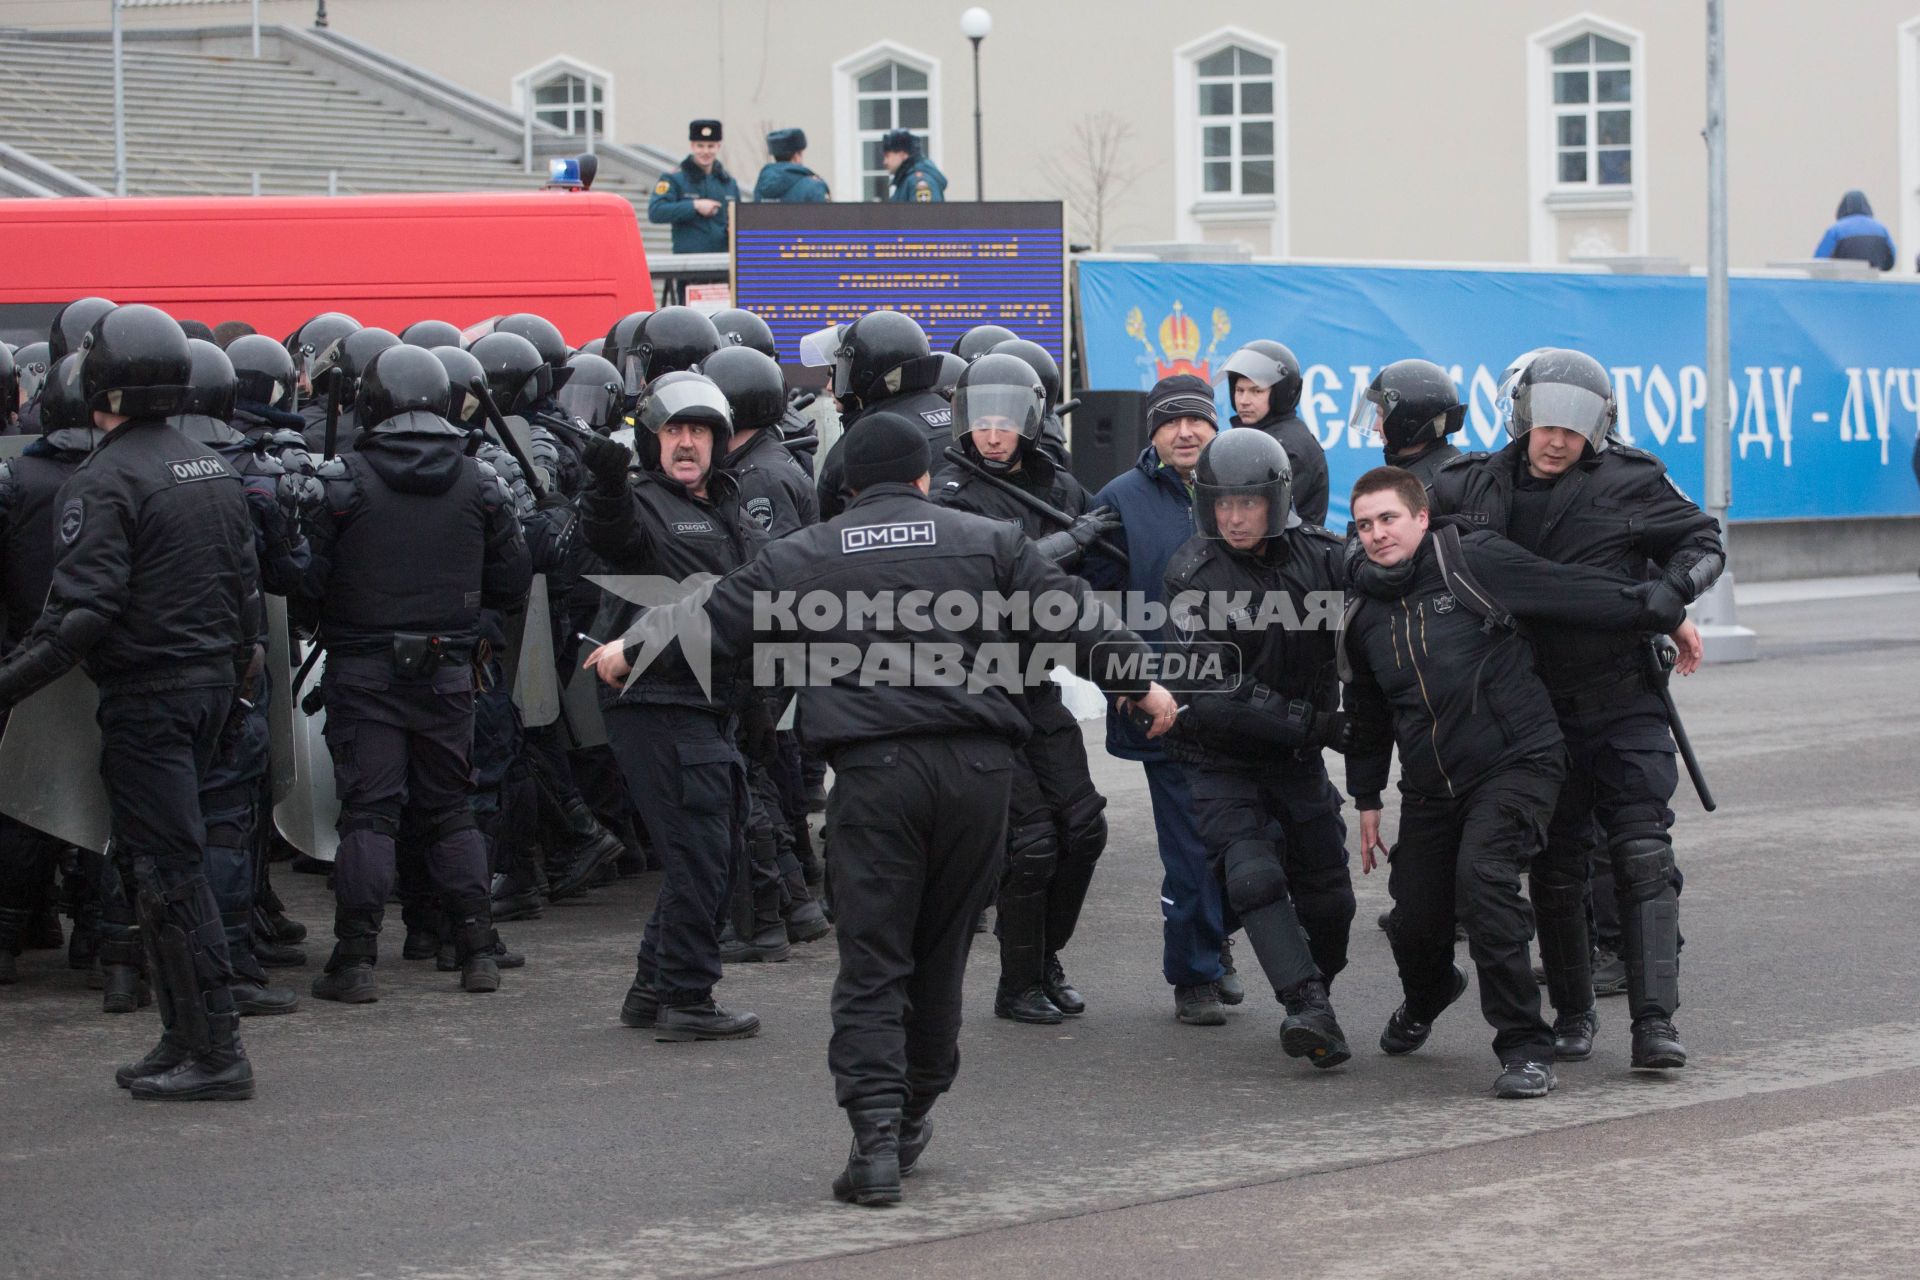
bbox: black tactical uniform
[0,356,100,987]
[1217,341,1330,525]
[932,353,1117,1024]
[0,305,259,1101]
[804,311,952,520]
[1163,430,1356,1066]
[1342,490,1684,1092]
[578,372,768,1042]
[666,412,1158,1205]
[705,345,820,538]
[296,344,531,1001]
[1429,350,1721,1070]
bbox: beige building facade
[4,0,1919,269]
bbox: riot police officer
[0,304,260,1101]
[1216,340,1329,525]
[1430,349,1722,1069]
[11,341,50,433]
[173,340,309,1016]
[607,306,723,408]
[1351,358,1467,486]
[880,129,948,203]
[952,325,1017,361]
[576,372,767,1042]
[754,128,830,203]
[0,343,15,433]
[649,119,741,254]
[400,319,465,350]
[296,344,532,1002]
[805,310,951,518]
[990,337,1073,471]
[934,353,1119,1023]
[585,411,1173,1205]
[0,355,101,987]
[286,311,360,442]
[1163,430,1356,1067]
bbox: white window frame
[832,42,942,202]
[1173,26,1287,253]
[511,55,615,143]
[1527,14,1647,263]
[1897,16,1920,270]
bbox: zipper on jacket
[1401,598,1455,798]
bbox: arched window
[1527,16,1646,262]
[834,43,941,201]
[1173,28,1287,253]
[512,57,615,143]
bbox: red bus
[0,190,651,347]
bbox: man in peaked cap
[649,119,742,254]
[754,128,830,203]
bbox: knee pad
[340,806,402,839]
[1222,840,1288,916]
[420,807,478,846]
[1528,869,1587,919]
[1003,821,1058,895]
[1062,792,1108,861]
[1611,834,1675,904]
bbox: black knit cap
[1146,373,1218,432]
[842,412,930,490]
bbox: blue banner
[1077,260,1920,524]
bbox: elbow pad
[1666,550,1725,603]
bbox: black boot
[310,911,380,1004]
[99,913,150,1013]
[619,958,659,1028]
[450,909,501,994]
[831,1106,903,1206]
[1216,933,1246,1006]
[489,869,545,923]
[1380,963,1469,1055]
[0,904,27,985]
[1279,979,1351,1069]
[251,910,308,968]
[127,883,254,1102]
[777,851,830,944]
[897,1097,935,1177]
[1553,1007,1599,1061]
[720,880,790,964]
[994,983,1064,1024]
[653,1000,760,1042]
[1631,1016,1687,1069]
[1042,953,1085,1016]
[221,906,299,1016]
[256,878,307,944]
[544,798,625,902]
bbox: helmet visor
[17,354,50,405]
[638,379,732,435]
[1348,390,1385,447]
[798,325,843,369]
[1193,479,1289,540]
[1213,347,1286,390]
[303,334,347,385]
[952,382,1044,442]
[558,376,618,429]
[1511,380,1612,448]
[1495,348,1548,439]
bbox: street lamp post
[960,7,991,201]
[110,0,126,196]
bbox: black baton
[1647,635,1716,813]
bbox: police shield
[272,641,340,862]
[559,661,608,750]
[506,574,561,729]
[0,667,111,853]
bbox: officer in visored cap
[754,127,830,203]
[650,119,742,254]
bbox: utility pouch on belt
[390,633,445,679]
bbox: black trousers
[827,734,1013,1111]
[1388,752,1565,1062]
[604,701,744,1005]
[323,656,489,930]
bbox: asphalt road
[3,581,1916,1280]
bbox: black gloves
[1034,507,1123,567]
[579,431,632,489]
[1627,580,1687,633]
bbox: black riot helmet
[1508,347,1615,452]
[49,296,117,362]
[1352,359,1466,452]
[356,343,453,429]
[799,309,929,407]
[76,303,193,418]
[710,307,778,359]
[558,351,624,430]
[400,319,464,349]
[1193,428,1294,541]
[952,323,1017,361]
[12,342,50,409]
[38,354,93,433]
[952,352,1045,451]
[933,350,967,396]
[430,345,488,426]
[496,313,571,370]
[602,311,648,384]
[622,306,722,395]
[1215,339,1303,419]
[181,338,238,420]
[698,345,786,432]
[0,343,13,419]
[988,338,1060,413]
[470,331,551,414]
[336,328,401,404]
[632,370,733,473]
[290,311,361,387]
[226,333,298,411]
[578,337,605,357]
